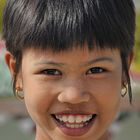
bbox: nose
[57,83,90,104]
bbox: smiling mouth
[51,114,97,136]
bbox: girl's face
[7,46,124,140]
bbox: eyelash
[41,69,62,76]
[86,67,107,75]
[40,67,106,76]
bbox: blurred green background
[0,1,140,140]
[0,0,5,33]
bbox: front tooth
[76,116,83,123]
[62,115,68,122]
[68,115,75,123]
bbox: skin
[5,46,131,140]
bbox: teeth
[62,115,68,122]
[83,116,88,122]
[80,124,84,127]
[70,124,75,128]
[87,115,93,121]
[75,116,83,123]
[55,115,59,120]
[55,114,93,124]
[68,115,75,123]
[75,124,79,128]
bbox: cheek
[97,83,121,113]
[23,78,57,115]
[89,77,122,128]
[89,75,122,113]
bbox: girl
[3,0,135,140]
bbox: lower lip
[52,115,97,136]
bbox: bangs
[3,0,135,54]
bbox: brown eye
[41,69,62,76]
[86,67,106,75]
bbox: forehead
[22,46,121,63]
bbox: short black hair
[3,0,136,102]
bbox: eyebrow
[81,57,114,66]
[34,57,114,67]
[35,61,65,67]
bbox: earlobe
[5,51,16,78]
[121,51,134,85]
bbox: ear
[5,51,16,78]
[122,51,134,85]
[5,51,23,88]
[127,51,134,69]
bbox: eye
[41,69,62,76]
[86,67,106,75]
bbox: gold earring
[121,83,127,97]
[15,87,24,100]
